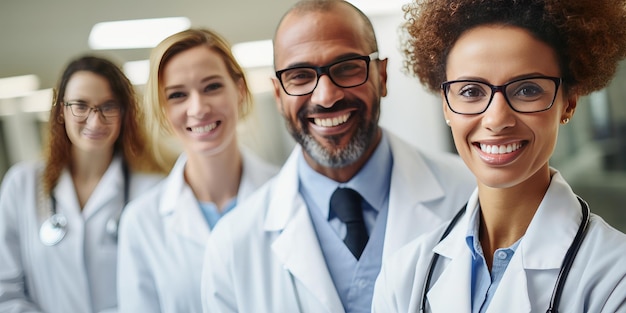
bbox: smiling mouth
[310,112,351,127]
[188,121,219,133]
[479,142,525,154]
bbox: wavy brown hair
[42,55,166,196]
[402,0,626,97]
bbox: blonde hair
[144,28,253,170]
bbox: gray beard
[286,110,378,168]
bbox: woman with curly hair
[0,55,167,312]
[373,0,626,312]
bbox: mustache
[297,99,363,120]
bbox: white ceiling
[0,0,299,90]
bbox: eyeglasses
[64,101,121,122]
[441,76,561,115]
[275,52,379,96]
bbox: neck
[477,168,551,269]
[70,148,114,181]
[70,148,114,209]
[184,142,242,211]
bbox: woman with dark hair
[0,55,166,312]
[373,0,626,312]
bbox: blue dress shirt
[466,206,521,313]
[299,132,393,313]
[198,198,237,229]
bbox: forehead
[65,71,113,99]
[274,7,371,69]
[162,46,228,83]
[446,25,559,82]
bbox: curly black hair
[402,0,626,96]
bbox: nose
[309,74,343,108]
[481,91,516,132]
[84,108,106,125]
[187,92,210,118]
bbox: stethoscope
[39,163,130,246]
[420,197,590,313]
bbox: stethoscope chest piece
[39,214,67,246]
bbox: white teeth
[314,113,351,127]
[480,142,522,154]
[190,122,217,133]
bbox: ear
[378,58,388,98]
[561,95,578,122]
[441,89,452,125]
[271,77,285,114]
[237,78,245,99]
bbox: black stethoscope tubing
[40,162,130,245]
[420,197,590,313]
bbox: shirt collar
[465,203,523,259]
[298,132,393,219]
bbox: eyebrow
[163,74,224,92]
[65,99,117,106]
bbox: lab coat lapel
[53,169,81,216]
[266,148,345,313]
[383,132,449,258]
[487,172,582,312]
[81,156,124,220]
[160,155,210,246]
[486,254,531,313]
[427,216,473,313]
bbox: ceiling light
[88,17,191,50]
[232,39,274,69]
[123,59,150,85]
[0,74,40,99]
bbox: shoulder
[2,160,42,181]
[1,160,42,192]
[120,180,166,231]
[384,222,447,270]
[387,130,472,182]
[377,223,446,299]
[128,171,165,194]
[210,179,276,242]
[241,148,280,181]
[582,214,626,259]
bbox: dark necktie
[329,187,369,260]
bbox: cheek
[164,107,181,130]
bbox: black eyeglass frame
[64,101,122,122]
[440,76,562,115]
[275,51,379,96]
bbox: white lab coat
[201,130,475,313]
[117,150,278,313]
[372,170,626,313]
[0,156,163,313]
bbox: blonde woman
[117,29,278,313]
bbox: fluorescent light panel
[123,59,150,85]
[89,17,191,50]
[123,39,274,87]
[0,74,40,99]
[232,39,274,69]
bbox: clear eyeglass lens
[280,58,369,96]
[67,103,120,118]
